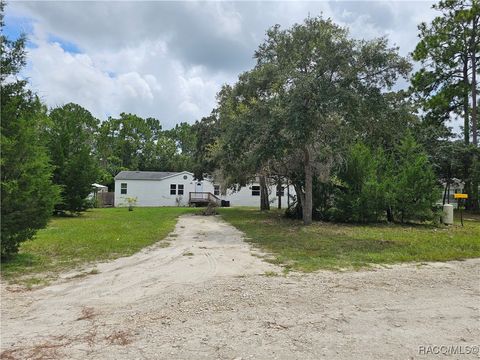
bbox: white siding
[115,172,197,207]
[221,183,295,208]
[114,172,296,208]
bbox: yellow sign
[454,193,468,199]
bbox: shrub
[329,135,440,224]
[389,133,441,223]
[330,143,386,222]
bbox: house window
[170,184,176,195]
[183,175,188,180]
[120,183,127,195]
[276,187,285,197]
[214,185,220,196]
[251,185,260,196]
[178,184,184,195]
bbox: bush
[389,133,441,223]
[329,135,440,224]
[330,143,386,222]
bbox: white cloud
[8,1,438,128]
[23,23,221,127]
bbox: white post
[442,204,454,225]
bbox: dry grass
[76,306,96,321]
[27,340,66,360]
[1,305,132,360]
[84,325,99,349]
[0,350,18,360]
[69,268,100,280]
[105,330,133,346]
[0,336,71,360]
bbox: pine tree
[1,2,60,257]
[389,134,441,223]
[412,0,479,210]
[331,143,387,223]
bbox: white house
[114,171,295,208]
[439,178,479,206]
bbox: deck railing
[189,192,221,206]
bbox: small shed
[91,183,114,207]
[92,183,108,193]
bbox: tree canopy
[200,16,413,224]
[46,103,100,213]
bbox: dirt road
[1,214,479,359]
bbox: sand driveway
[1,214,479,359]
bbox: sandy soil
[1,214,479,360]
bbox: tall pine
[1,2,59,257]
[412,0,479,210]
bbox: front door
[195,181,203,193]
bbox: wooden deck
[189,192,221,207]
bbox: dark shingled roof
[114,171,182,180]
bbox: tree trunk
[463,57,470,145]
[303,148,313,225]
[287,181,290,209]
[259,174,270,211]
[293,182,304,207]
[289,182,302,218]
[463,55,474,209]
[386,207,394,222]
[277,180,282,209]
[442,180,448,205]
[471,17,478,147]
[470,18,479,211]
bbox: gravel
[1,215,479,359]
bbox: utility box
[442,204,454,225]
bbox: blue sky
[46,34,82,54]
[5,1,438,129]
[4,13,36,47]
[4,13,32,39]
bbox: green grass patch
[1,207,195,283]
[218,208,480,272]
[263,271,280,277]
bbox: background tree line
[1,0,479,257]
[0,2,197,257]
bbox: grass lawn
[218,208,480,272]
[1,207,195,285]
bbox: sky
[5,1,438,129]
